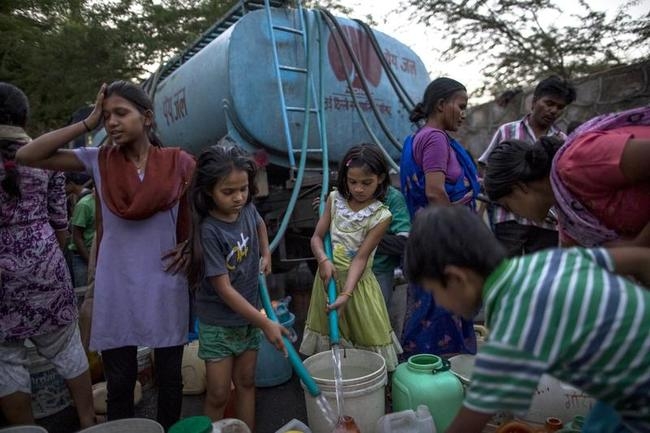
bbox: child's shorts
[0,323,88,397]
[198,322,261,362]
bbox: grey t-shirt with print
[194,203,262,326]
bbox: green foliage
[403,0,650,97]
[304,0,353,16]
[305,0,377,25]
[0,0,237,134]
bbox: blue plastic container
[187,317,199,342]
[255,310,296,387]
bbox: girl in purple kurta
[1,82,95,427]
[16,81,195,430]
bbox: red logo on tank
[327,25,382,89]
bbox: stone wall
[456,60,650,158]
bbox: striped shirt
[466,248,650,432]
[479,116,566,229]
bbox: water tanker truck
[94,0,431,269]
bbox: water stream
[315,393,337,429]
[331,345,345,420]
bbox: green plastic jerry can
[391,354,464,432]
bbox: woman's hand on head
[262,320,289,357]
[84,83,107,130]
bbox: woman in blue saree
[399,77,480,357]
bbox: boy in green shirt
[404,206,650,433]
[68,191,95,287]
[373,185,411,307]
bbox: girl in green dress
[299,144,402,371]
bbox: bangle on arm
[340,291,353,298]
[318,256,329,264]
[82,120,92,132]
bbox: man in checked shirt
[478,76,576,256]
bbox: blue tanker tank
[142,4,430,167]
[89,2,432,266]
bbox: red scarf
[97,145,195,243]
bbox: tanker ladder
[263,0,324,181]
[262,0,329,261]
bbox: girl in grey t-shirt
[186,142,288,429]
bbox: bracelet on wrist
[340,291,353,298]
[82,120,92,132]
[318,256,329,264]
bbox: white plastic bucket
[25,341,72,419]
[77,418,165,433]
[0,426,49,433]
[302,349,387,433]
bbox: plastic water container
[377,405,436,433]
[564,415,585,431]
[392,354,464,433]
[137,347,154,390]
[212,419,251,433]
[169,416,212,433]
[255,311,295,387]
[448,354,475,388]
[91,380,143,414]
[78,418,165,433]
[182,340,206,395]
[302,349,387,433]
[273,299,293,323]
[448,354,596,424]
[275,419,312,433]
[188,318,200,342]
[524,375,595,424]
[474,324,489,350]
[0,426,49,433]
[25,341,72,419]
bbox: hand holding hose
[262,319,289,358]
[260,252,272,276]
[318,258,337,287]
[326,293,351,312]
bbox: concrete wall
[456,60,650,158]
